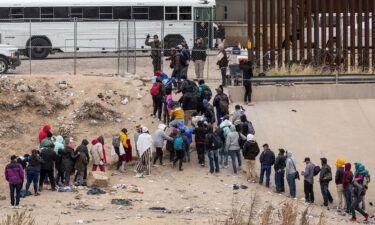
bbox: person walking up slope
[259,144,275,188]
[347,174,369,222]
[342,163,353,213]
[319,158,333,208]
[173,130,188,171]
[153,124,173,166]
[242,134,259,183]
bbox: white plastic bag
[119,144,126,156]
[111,146,116,156]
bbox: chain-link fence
[0,19,247,79]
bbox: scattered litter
[113,184,127,189]
[291,109,297,112]
[127,185,144,194]
[111,199,132,206]
[20,190,32,198]
[75,194,82,200]
[149,207,167,211]
[121,97,129,105]
[76,102,121,122]
[87,187,106,195]
[57,186,73,192]
[232,184,239,190]
[240,185,248,189]
[76,220,84,224]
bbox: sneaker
[34,193,40,196]
[224,165,229,169]
[349,217,356,221]
[364,216,369,222]
[134,173,144,178]
[15,205,21,209]
[9,205,14,209]
[179,168,183,171]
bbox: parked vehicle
[0,44,20,74]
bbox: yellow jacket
[120,131,129,148]
[170,107,184,119]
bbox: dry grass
[280,201,298,225]
[0,211,36,225]
[300,207,310,225]
[259,205,274,225]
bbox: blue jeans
[26,170,40,194]
[9,183,22,206]
[208,150,220,173]
[320,182,333,206]
[344,187,352,213]
[228,150,242,174]
[275,169,285,192]
[259,165,271,187]
[219,149,228,167]
[216,110,228,126]
[287,173,296,198]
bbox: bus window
[132,7,149,20]
[54,7,69,19]
[83,7,99,19]
[24,7,40,20]
[149,6,163,20]
[100,7,113,19]
[70,7,83,19]
[165,6,177,20]
[41,8,54,19]
[113,7,131,19]
[179,7,192,20]
[0,8,10,19]
[10,8,24,19]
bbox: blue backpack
[174,136,184,151]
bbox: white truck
[0,44,20,74]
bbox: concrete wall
[228,83,375,102]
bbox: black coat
[61,147,77,172]
[242,141,260,160]
[40,147,57,171]
[240,62,253,86]
[75,141,90,163]
[193,126,207,143]
[179,92,199,110]
[274,154,286,171]
[259,149,275,166]
[191,44,207,61]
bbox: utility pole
[248,0,253,61]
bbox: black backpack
[211,133,223,149]
[313,166,321,176]
[201,86,212,101]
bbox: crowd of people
[3,56,370,223]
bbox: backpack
[237,132,245,149]
[211,133,223,149]
[174,136,184,151]
[180,53,187,67]
[218,95,229,113]
[313,166,321,176]
[162,83,172,96]
[201,86,212,101]
[150,82,161,96]
[248,122,255,135]
[112,134,121,148]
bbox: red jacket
[342,163,353,189]
[38,125,51,143]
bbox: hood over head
[55,135,64,144]
[287,151,293,158]
[91,139,99,145]
[345,163,352,171]
[246,133,254,141]
[359,165,365,171]
[230,125,236,132]
[355,162,362,169]
[158,124,167,130]
[43,125,51,133]
[336,158,346,169]
[81,139,89,146]
[97,136,104,145]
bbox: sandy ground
[0,74,374,224]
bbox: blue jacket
[259,149,275,166]
[335,167,345,185]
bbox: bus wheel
[27,37,51,59]
[0,57,9,74]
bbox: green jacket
[40,138,54,148]
[74,152,88,172]
[145,37,161,57]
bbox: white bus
[0,0,215,59]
